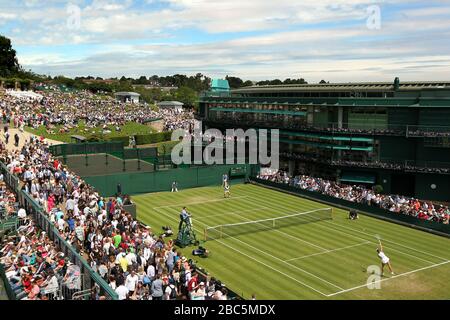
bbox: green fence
[0,264,15,300]
[250,177,450,238]
[84,164,251,196]
[50,141,124,157]
[0,162,118,300]
[60,154,156,176]
[109,147,158,160]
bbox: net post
[204,228,207,242]
[331,207,334,220]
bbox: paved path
[2,126,63,152]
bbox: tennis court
[135,183,450,299]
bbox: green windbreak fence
[83,164,251,196]
[348,112,388,130]
[109,147,158,160]
[50,142,158,159]
[50,142,124,156]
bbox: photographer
[349,209,359,220]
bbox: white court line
[326,260,450,297]
[323,220,449,263]
[241,191,449,264]
[152,206,330,296]
[301,218,437,265]
[207,201,329,251]
[153,196,249,209]
[159,206,343,291]
[195,207,268,221]
[286,241,371,262]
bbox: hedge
[104,131,173,146]
[135,131,173,145]
[108,136,130,146]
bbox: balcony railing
[278,152,450,174]
[203,116,450,137]
[204,118,407,136]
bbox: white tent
[6,90,43,101]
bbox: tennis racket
[375,234,382,245]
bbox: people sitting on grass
[0,88,195,136]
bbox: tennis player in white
[376,242,395,276]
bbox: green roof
[201,96,450,108]
[211,79,230,92]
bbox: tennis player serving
[376,240,395,276]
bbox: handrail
[0,161,118,300]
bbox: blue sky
[1,0,450,82]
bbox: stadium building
[199,78,450,202]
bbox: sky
[1,0,450,82]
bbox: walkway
[2,127,63,152]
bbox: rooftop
[157,100,184,106]
[211,79,230,91]
[232,81,450,93]
[114,91,140,96]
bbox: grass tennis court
[135,183,450,300]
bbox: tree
[175,86,198,108]
[225,76,245,89]
[0,35,20,77]
[270,79,283,85]
[135,76,148,85]
[319,80,328,84]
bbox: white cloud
[3,0,450,82]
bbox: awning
[280,130,373,145]
[71,135,87,142]
[210,107,306,116]
[279,131,374,144]
[340,172,376,184]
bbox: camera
[192,246,209,258]
[161,226,173,237]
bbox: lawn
[25,120,155,143]
[134,183,450,300]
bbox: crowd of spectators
[0,180,85,300]
[209,114,409,135]
[407,129,450,138]
[0,133,230,300]
[0,89,195,134]
[257,170,450,224]
[278,152,450,174]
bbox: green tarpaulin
[210,107,306,116]
[340,172,376,184]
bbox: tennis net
[204,207,332,241]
